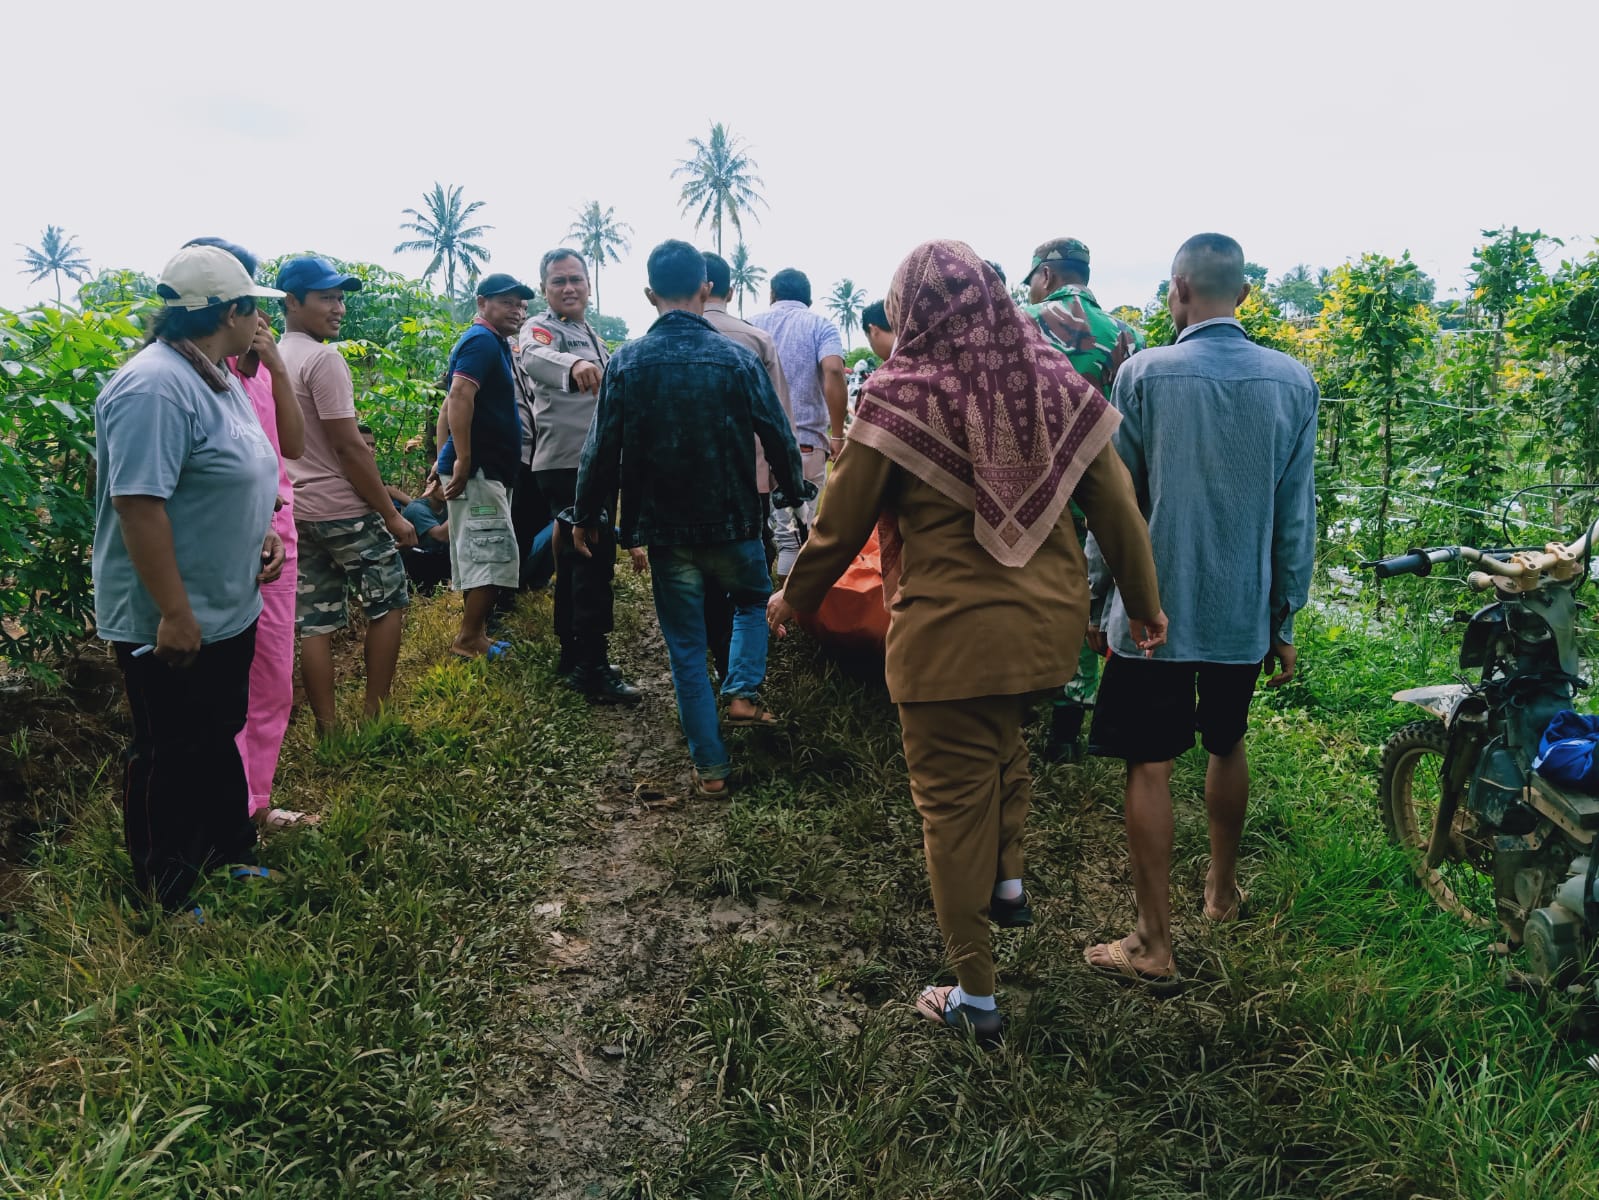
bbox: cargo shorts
[446,472,519,592]
[294,513,410,636]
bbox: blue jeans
[523,521,556,591]
[649,539,772,780]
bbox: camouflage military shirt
[1024,285,1144,395]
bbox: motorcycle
[1371,520,1599,986]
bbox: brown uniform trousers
[784,441,1159,1000]
[898,693,1032,995]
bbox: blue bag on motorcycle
[1533,711,1599,792]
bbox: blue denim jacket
[572,310,812,548]
[1087,318,1319,664]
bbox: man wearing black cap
[277,255,416,736]
[437,273,535,658]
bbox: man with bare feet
[276,255,416,736]
[1083,233,1318,991]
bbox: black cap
[476,272,536,300]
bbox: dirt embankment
[0,648,126,910]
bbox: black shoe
[570,663,642,705]
[1043,704,1086,764]
[990,891,1033,929]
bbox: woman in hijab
[769,240,1166,1043]
[93,244,286,914]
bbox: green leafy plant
[0,303,143,675]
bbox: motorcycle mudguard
[1393,684,1472,726]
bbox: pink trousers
[237,524,297,818]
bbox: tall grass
[626,598,1599,1200]
[0,597,604,1197]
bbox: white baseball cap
[157,244,285,310]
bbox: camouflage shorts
[294,514,410,636]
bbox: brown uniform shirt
[783,442,1160,704]
[702,300,795,493]
[516,311,611,473]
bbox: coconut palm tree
[17,225,91,306]
[565,201,632,313]
[673,123,767,257]
[827,279,867,350]
[728,242,766,317]
[394,183,492,301]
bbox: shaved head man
[1083,231,1319,992]
[1168,233,1250,331]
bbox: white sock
[993,878,1023,901]
[949,986,996,1011]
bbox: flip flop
[725,709,782,728]
[691,771,730,798]
[1083,939,1184,995]
[260,807,319,830]
[230,865,279,881]
[915,985,1004,1047]
[1202,887,1251,923]
[448,640,513,663]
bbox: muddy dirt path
[487,609,769,1198]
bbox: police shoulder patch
[529,328,555,346]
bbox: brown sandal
[691,771,729,798]
[1083,938,1184,995]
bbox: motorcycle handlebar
[1371,547,1459,579]
[1367,518,1599,587]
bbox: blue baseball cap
[276,255,363,296]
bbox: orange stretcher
[797,531,889,654]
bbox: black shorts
[1088,653,1260,762]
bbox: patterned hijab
[850,239,1119,572]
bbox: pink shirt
[229,358,297,546]
[278,332,368,522]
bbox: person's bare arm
[324,417,418,547]
[110,496,201,665]
[443,374,479,500]
[820,355,848,445]
[252,318,304,459]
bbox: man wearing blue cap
[276,255,416,735]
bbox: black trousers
[534,467,616,658]
[114,623,259,911]
[706,494,778,678]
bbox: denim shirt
[572,310,811,548]
[1087,318,1319,664]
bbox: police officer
[516,248,640,703]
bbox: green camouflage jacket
[1023,285,1145,395]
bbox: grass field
[3,577,1599,1199]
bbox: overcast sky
[4,0,1594,339]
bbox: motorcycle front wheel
[1379,719,1495,928]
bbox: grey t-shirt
[92,341,280,645]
